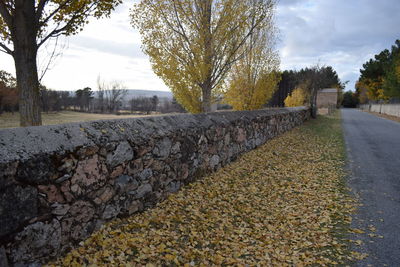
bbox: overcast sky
[0,0,399,92]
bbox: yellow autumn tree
[224,1,280,111]
[362,78,389,101]
[131,0,276,113]
[284,88,307,107]
[355,80,369,104]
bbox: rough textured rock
[139,168,153,181]
[92,186,114,205]
[115,175,139,193]
[102,204,121,219]
[106,141,134,168]
[0,246,8,267]
[0,186,37,238]
[38,184,65,203]
[136,184,153,199]
[0,107,309,265]
[127,200,143,215]
[153,137,172,159]
[16,155,57,184]
[70,155,108,197]
[69,201,95,223]
[51,203,70,217]
[209,155,220,169]
[10,219,61,264]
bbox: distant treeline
[0,71,185,115]
[1,65,345,115]
[268,66,345,107]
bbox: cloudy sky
[0,0,399,92]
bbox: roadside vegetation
[356,39,400,103]
[50,113,358,266]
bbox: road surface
[342,109,400,266]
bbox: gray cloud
[67,35,144,59]
[277,0,308,7]
[276,0,400,90]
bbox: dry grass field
[0,111,157,129]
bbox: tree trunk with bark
[200,0,213,113]
[310,88,318,118]
[201,80,212,113]
[12,0,42,126]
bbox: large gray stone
[16,155,56,184]
[102,204,121,219]
[115,175,139,193]
[153,138,172,159]
[135,183,153,199]
[0,186,37,238]
[139,168,153,181]
[167,181,181,193]
[209,155,220,169]
[106,141,134,168]
[171,142,181,154]
[10,219,61,264]
[0,246,8,267]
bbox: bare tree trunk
[311,95,317,118]
[309,85,319,118]
[12,0,42,126]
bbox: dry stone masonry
[0,107,309,266]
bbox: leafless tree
[96,77,127,114]
[105,81,127,114]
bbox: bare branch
[38,36,65,82]
[37,2,95,48]
[0,42,12,55]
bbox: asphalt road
[342,109,400,266]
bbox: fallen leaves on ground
[51,114,357,266]
[364,111,400,123]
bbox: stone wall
[360,103,400,117]
[0,107,310,266]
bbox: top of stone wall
[0,107,307,164]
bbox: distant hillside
[124,89,173,100]
[73,89,173,100]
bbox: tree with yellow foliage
[356,78,389,102]
[131,0,276,113]
[355,80,369,104]
[224,0,279,111]
[284,88,307,107]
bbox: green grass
[0,111,157,129]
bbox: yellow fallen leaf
[351,228,365,234]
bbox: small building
[317,88,338,115]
